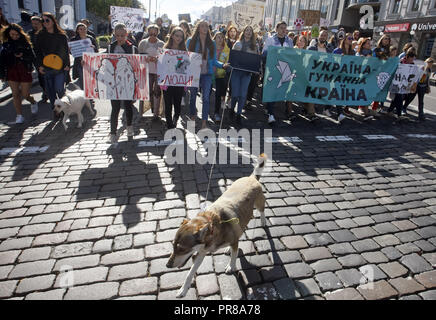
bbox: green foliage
[87,0,145,19]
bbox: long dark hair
[39,12,66,35]
[238,25,256,51]
[0,23,32,46]
[179,20,191,38]
[188,20,214,59]
[340,33,354,55]
[164,27,187,51]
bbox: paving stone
[303,233,335,247]
[280,236,309,250]
[357,280,398,300]
[400,253,433,274]
[237,254,273,270]
[315,272,343,292]
[196,273,220,296]
[392,220,418,231]
[93,239,113,253]
[15,274,56,294]
[268,251,302,265]
[25,289,66,300]
[352,216,375,227]
[267,226,293,237]
[396,243,421,255]
[108,261,148,281]
[379,261,408,279]
[310,258,342,274]
[337,254,367,268]
[324,287,364,300]
[8,259,55,279]
[284,262,314,279]
[294,278,321,297]
[118,277,158,297]
[218,273,244,300]
[17,223,55,237]
[145,242,172,259]
[101,249,145,266]
[416,226,436,239]
[413,240,436,253]
[291,224,317,235]
[351,239,380,253]
[336,268,365,287]
[18,247,51,262]
[158,288,196,300]
[328,243,356,256]
[239,269,262,287]
[51,242,93,259]
[0,280,18,298]
[247,282,280,300]
[54,266,108,288]
[361,251,389,264]
[64,282,119,300]
[415,270,436,289]
[53,255,100,272]
[395,231,421,243]
[259,266,287,282]
[289,215,314,225]
[300,247,332,262]
[328,229,357,242]
[380,246,402,261]
[0,251,21,265]
[389,277,426,296]
[350,226,378,239]
[374,234,401,247]
[359,264,387,282]
[33,233,68,247]
[273,278,301,300]
[0,265,13,279]
[419,289,436,300]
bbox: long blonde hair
[188,20,214,59]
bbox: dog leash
[202,67,234,212]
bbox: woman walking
[0,23,38,123]
[162,27,187,129]
[213,31,229,122]
[106,23,138,143]
[138,24,164,120]
[416,57,434,121]
[230,25,259,126]
[187,20,226,129]
[70,22,98,89]
[34,12,70,120]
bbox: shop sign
[411,22,436,32]
[384,23,410,33]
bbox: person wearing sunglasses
[34,12,70,120]
[138,24,164,120]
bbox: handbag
[43,54,63,70]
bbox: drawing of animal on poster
[389,64,423,94]
[110,6,146,32]
[231,3,264,32]
[82,53,149,101]
[157,49,202,88]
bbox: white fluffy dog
[54,90,94,130]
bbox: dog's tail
[253,153,267,180]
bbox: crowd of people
[0,9,434,143]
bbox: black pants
[388,94,404,116]
[246,73,259,103]
[214,77,227,116]
[163,86,184,129]
[110,100,133,134]
[417,85,427,118]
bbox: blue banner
[263,47,400,106]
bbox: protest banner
[68,39,94,58]
[389,64,424,94]
[298,10,321,27]
[83,53,149,101]
[231,2,264,32]
[178,13,191,23]
[263,47,399,106]
[110,6,145,32]
[229,50,261,74]
[157,49,202,88]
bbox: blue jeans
[190,74,212,120]
[230,70,251,114]
[44,70,65,107]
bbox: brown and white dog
[166,154,267,298]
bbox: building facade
[376,0,436,60]
[0,0,86,30]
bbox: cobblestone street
[0,88,435,300]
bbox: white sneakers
[15,115,24,124]
[268,114,276,124]
[31,103,38,114]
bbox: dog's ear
[195,224,211,243]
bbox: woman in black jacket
[34,12,70,119]
[70,22,99,89]
[0,23,38,124]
